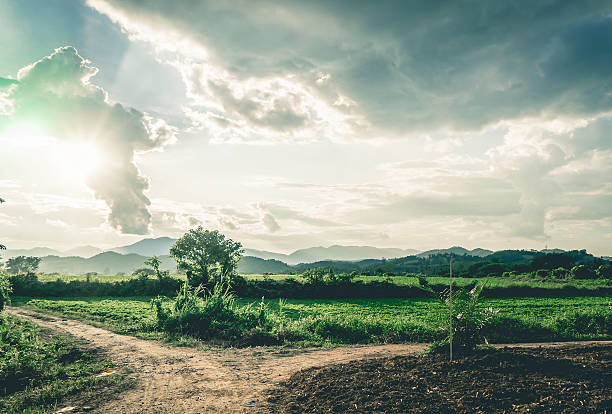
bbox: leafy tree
[6,256,41,275]
[170,227,243,287]
[144,255,169,280]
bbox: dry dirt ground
[7,307,611,414]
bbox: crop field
[12,295,611,344]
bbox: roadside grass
[12,295,611,346]
[0,313,130,413]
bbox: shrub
[0,270,11,311]
[571,265,596,280]
[422,280,500,355]
[151,282,281,345]
[596,264,612,279]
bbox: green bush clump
[151,283,284,345]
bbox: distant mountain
[110,237,177,257]
[63,245,102,258]
[237,257,291,274]
[243,248,291,262]
[246,245,421,265]
[39,252,176,275]
[416,246,493,258]
[2,247,62,259]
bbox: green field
[13,295,611,345]
[37,273,611,288]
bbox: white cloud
[0,47,176,234]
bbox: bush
[0,270,11,311]
[152,282,281,345]
[571,265,596,280]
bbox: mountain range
[3,237,599,275]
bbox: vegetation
[14,295,611,346]
[170,227,243,287]
[5,256,41,275]
[0,269,10,311]
[0,313,126,412]
[421,280,499,355]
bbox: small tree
[170,227,243,287]
[144,255,169,280]
[6,256,41,275]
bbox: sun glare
[60,142,105,184]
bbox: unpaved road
[7,307,611,413]
[7,307,425,413]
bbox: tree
[5,256,41,275]
[170,227,243,287]
[144,255,169,280]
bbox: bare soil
[266,344,612,413]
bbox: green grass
[38,273,611,288]
[0,313,129,413]
[13,295,611,345]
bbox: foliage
[421,280,500,354]
[152,282,282,345]
[144,255,169,280]
[571,264,597,279]
[0,270,11,311]
[0,313,124,412]
[5,256,41,275]
[17,295,611,347]
[170,227,243,287]
[8,272,182,298]
[596,263,612,279]
[132,267,155,276]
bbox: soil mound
[267,344,612,413]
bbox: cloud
[87,0,612,140]
[0,46,176,234]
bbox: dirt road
[7,307,426,413]
[8,307,611,413]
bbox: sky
[0,0,611,255]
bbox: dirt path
[6,307,426,413]
[8,307,611,413]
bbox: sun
[59,141,106,184]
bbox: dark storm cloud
[90,0,612,136]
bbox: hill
[246,245,421,265]
[110,237,177,256]
[417,246,492,258]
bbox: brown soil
[266,344,612,413]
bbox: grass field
[12,295,611,345]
